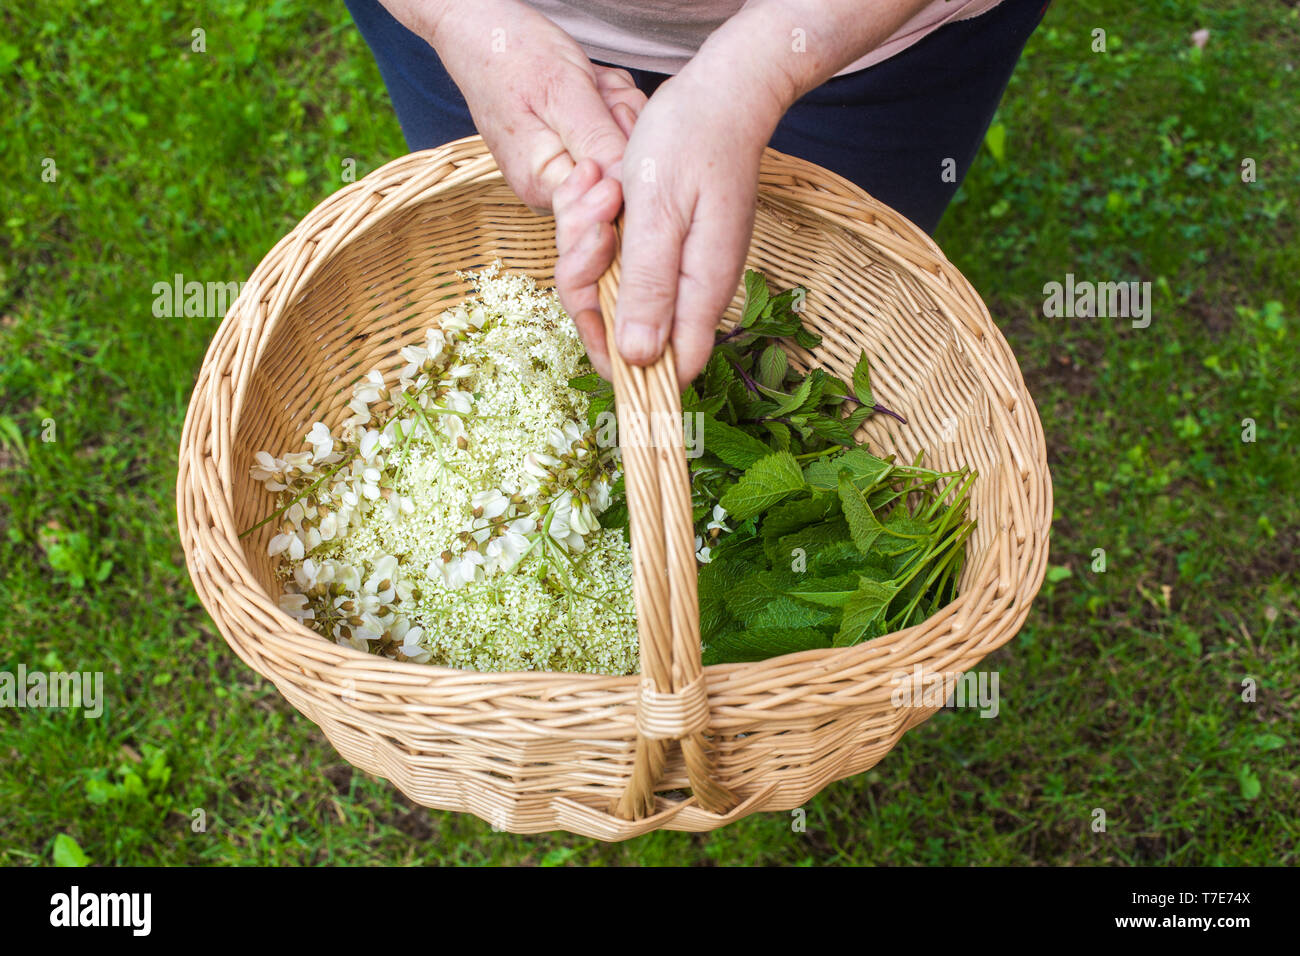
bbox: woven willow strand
[595,228,737,818]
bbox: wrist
[675,7,812,131]
[669,51,789,146]
[682,0,934,121]
[403,0,519,51]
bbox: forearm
[376,0,532,49]
[677,0,935,129]
[373,0,449,43]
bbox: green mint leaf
[794,326,822,350]
[686,392,728,416]
[568,372,607,392]
[762,376,811,416]
[834,579,900,647]
[703,627,832,665]
[808,414,854,446]
[597,499,629,531]
[740,270,770,328]
[749,597,833,630]
[760,491,841,539]
[586,390,614,430]
[838,474,885,553]
[757,344,788,388]
[748,313,804,339]
[806,448,894,491]
[852,350,874,406]
[719,451,806,520]
[698,557,748,638]
[771,517,852,567]
[844,403,874,433]
[725,569,801,623]
[766,287,801,316]
[703,352,735,398]
[708,525,765,565]
[882,511,933,540]
[762,420,792,451]
[701,415,772,469]
[798,369,826,412]
[806,540,880,576]
[787,573,862,607]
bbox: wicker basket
[177,135,1051,840]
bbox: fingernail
[617,321,664,362]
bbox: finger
[543,82,632,188]
[552,158,602,218]
[529,142,577,212]
[553,167,623,253]
[614,178,691,366]
[611,101,638,140]
[594,66,637,92]
[669,189,756,387]
[487,131,571,214]
[594,68,648,128]
[555,222,616,379]
[572,310,612,381]
[551,158,602,245]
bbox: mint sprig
[578,268,973,666]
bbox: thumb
[614,185,689,366]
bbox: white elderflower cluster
[248,265,637,675]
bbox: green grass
[1,0,1296,865]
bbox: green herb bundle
[575,270,976,665]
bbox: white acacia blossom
[249,265,637,675]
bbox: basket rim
[177,135,1052,703]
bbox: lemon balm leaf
[834,579,900,647]
[702,415,773,469]
[839,473,884,553]
[719,451,806,520]
[703,627,831,665]
[806,448,893,491]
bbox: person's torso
[523,0,1007,75]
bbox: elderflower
[248,264,638,675]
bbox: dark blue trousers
[344,0,1048,233]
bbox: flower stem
[793,446,839,462]
[238,457,349,539]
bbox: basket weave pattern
[177,136,1051,840]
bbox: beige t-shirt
[524,0,1006,76]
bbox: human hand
[607,69,782,386]
[420,0,644,210]
[402,0,644,378]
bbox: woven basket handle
[595,218,737,819]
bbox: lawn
[1,0,1296,865]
